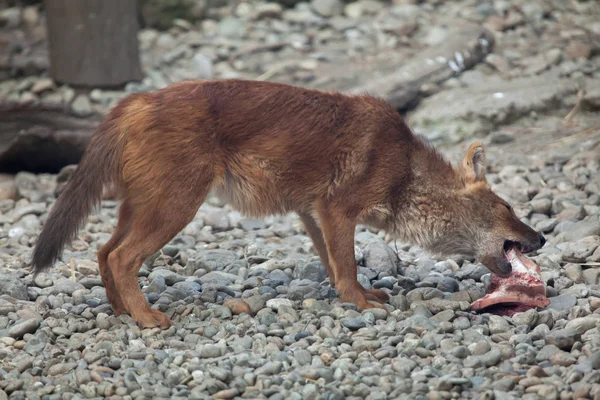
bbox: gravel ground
[1,0,600,399]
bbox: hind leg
[107,193,208,328]
[97,200,132,316]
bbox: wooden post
[44,0,143,88]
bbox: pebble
[0,273,29,300]
[8,319,39,339]
[565,317,598,333]
[546,294,577,311]
[363,239,398,277]
[545,328,578,350]
[266,298,293,310]
[488,316,511,334]
[512,309,538,326]
[311,0,343,17]
[295,261,327,282]
[341,317,366,330]
[71,94,92,116]
[47,362,77,376]
[148,269,186,285]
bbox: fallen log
[0,104,100,173]
[346,25,495,111]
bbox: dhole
[30,79,546,328]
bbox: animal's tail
[30,105,127,276]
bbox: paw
[359,300,387,311]
[365,289,390,303]
[340,288,387,312]
[134,309,172,329]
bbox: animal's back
[121,79,416,216]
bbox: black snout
[522,233,546,253]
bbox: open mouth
[503,240,522,254]
[471,243,550,316]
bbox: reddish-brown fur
[30,79,545,328]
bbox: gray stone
[199,271,239,285]
[254,3,283,19]
[295,261,327,282]
[437,277,459,293]
[406,287,444,304]
[294,349,312,366]
[218,16,246,38]
[430,309,455,323]
[245,295,266,314]
[191,250,238,271]
[565,317,598,333]
[480,349,502,367]
[563,236,599,262]
[545,328,578,350]
[511,309,538,326]
[551,351,576,367]
[44,279,86,296]
[0,7,21,28]
[557,205,586,222]
[363,239,398,277]
[0,274,28,300]
[402,314,436,331]
[583,268,600,285]
[47,362,77,376]
[172,281,202,296]
[255,361,282,376]
[8,319,39,339]
[148,269,185,286]
[144,275,167,294]
[266,298,293,310]
[390,294,408,311]
[200,344,222,359]
[489,130,515,144]
[564,264,583,283]
[455,263,489,281]
[531,198,552,215]
[71,94,92,116]
[488,315,510,334]
[563,219,600,242]
[589,351,600,370]
[537,218,559,233]
[546,294,577,311]
[311,0,343,17]
[238,218,266,231]
[536,344,560,362]
[422,298,469,314]
[451,345,471,359]
[561,284,589,298]
[287,285,320,300]
[341,317,366,330]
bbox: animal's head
[441,142,546,276]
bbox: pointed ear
[460,142,487,183]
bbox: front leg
[315,201,386,310]
[298,211,336,287]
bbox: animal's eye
[504,204,512,211]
